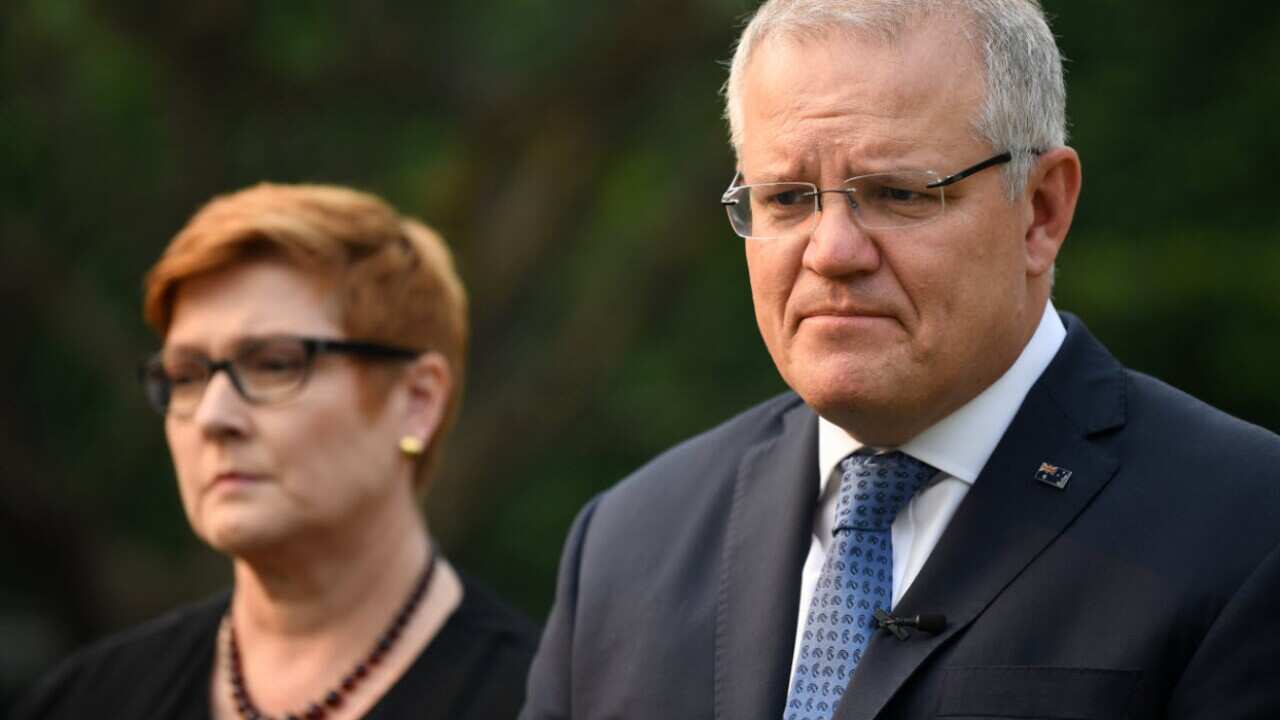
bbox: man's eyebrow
[742,164,811,184]
[854,154,941,175]
[831,145,937,175]
[743,148,939,183]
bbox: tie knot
[834,450,935,533]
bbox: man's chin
[790,373,923,446]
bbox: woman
[16,184,538,719]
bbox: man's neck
[819,299,1066,484]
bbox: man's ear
[1023,146,1082,278]
[401,352,451,450]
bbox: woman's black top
[13,575,539,720]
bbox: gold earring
[399,436,425,456]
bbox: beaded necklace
[223,553,436,720]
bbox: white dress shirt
[787,301,1067,685]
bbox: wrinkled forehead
[738,18,987,167]
[753,13,984,107]
[732,5,987,148]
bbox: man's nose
[802,192,882,278]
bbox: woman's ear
[400,352,451,451]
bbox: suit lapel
[835,314,1127,720]
[716,399,820,720]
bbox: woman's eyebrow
[159,342,207,356]
[161,335,267,357]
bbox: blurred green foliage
[2,0,1278,708]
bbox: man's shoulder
[584,391,809,529]
[1123,367,1280,462]
[619,391,807,489]
[1052,313,1279,470]
[1105,367,1280,539]
[13,593,227,718]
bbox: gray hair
[723,0,1067,198]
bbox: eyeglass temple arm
[925,151,1013,189]
[309,338,421,360]
[925,149,1045,189]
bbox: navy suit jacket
[522,314,1280,719]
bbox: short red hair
[144,183,468,486]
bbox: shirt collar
[817,300,1067,492]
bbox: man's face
[737,20,1043,445]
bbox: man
[522,1,1280,718]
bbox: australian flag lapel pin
[1035,462,1072,490]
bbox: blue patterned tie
[783,450,936,720]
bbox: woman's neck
[230,495,429,640]
[211,498,461,720]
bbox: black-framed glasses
[140,335,421,418]
[720,150,1038,239]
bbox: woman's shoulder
[450,573,540,650]
[373,575,538,720]
[433,572,540,683]
[12,592,229,720]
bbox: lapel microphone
[873,608,947,640]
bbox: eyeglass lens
[143,338,313,416]
[725,170,946,238]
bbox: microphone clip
[873,608,947,640]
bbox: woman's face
[163,259,413,556]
